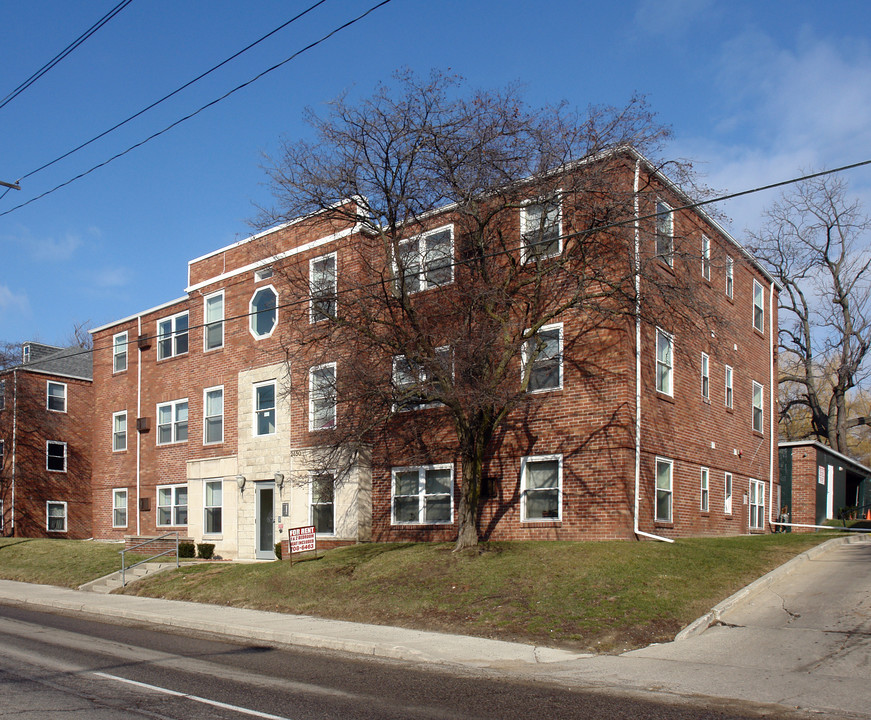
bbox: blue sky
[2,0,870,345]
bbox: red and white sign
[288,525,316,554]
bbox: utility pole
[0,179,20,190]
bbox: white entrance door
[255,482,276,560]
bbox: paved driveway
[582,538,871,717]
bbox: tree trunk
[454,448,484,551]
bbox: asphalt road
[0,604,791,720]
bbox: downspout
[10,369,17,535]
[768,280,777,530]
[633,159,674,543]
[136,315,142,536]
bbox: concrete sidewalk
[1,533,869,718]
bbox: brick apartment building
[0,342,93,538]
[89,148,779,559]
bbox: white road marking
[92,671,295,720]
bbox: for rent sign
[288,525,316,554]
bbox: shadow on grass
[0,539,34,551]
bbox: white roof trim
[185,224,360,294]
[90,296,189,334]
[780,440,871,476]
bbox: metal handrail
[837,503,871,526]
[119,532,179,586]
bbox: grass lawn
[0,538,122,588]
[0,533,844,652]
[116,532,841,652]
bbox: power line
[0,0,393,219]
[0,0,135,111]
[15,0,328,185]
[18,157,871,366]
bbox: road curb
[675,533,870,641]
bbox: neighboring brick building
[89,148,780,558]
[778,441,871,529]
[0,342,93,538]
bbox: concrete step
[78,562,178,593]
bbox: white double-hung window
[752,381,764,433]
[655,457,673,523]
[204,480,222,534]
[396,226,453,294]
[655,200,674,266]
[157,484,188,526]
[157,312,189,360]
[655,329,673,395]
[47,381,66,412]
[113,332,128,373]
[523,324,563,393]
[113,488,127,528]
[309,363,336,431]
[521,455,562,521]
[204,387,224,444]
[392,465,453,525]
[113,411,127,452]
[310,253,337,322]
[204,291,224,351]
[254,380,276,436]
[521,195,562,262]
[157,399,188,445]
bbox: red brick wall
[89,160,778,545]
[0,370,92,538]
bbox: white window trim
[749,478,766,530]
[701,353,710,400]
[156,398,189,446]
[156,483,188,527]
[47,381,67,413]
[46,501,67,533]
[522,323,563,393]
[752,381,764,434]
[0,439,5,467]
[655,456,673,523]
[753,279,765,332]
[391,464,455,525]
[309,363,337,431]
[249,284,279,340]
[655,199,674,266]
[725,365,734,409]
[156,311,189,360]
[726,256,734,299]
[112,410,127,452]
[724,472,733,515]
[203,386,224,445]
[395,224,455,293]
[112,488,128,529]
[520,454,563,522]
[253,380,277,437]
[203,479,223,535]
[204,290,225,352]
[700,467,710,512]
[309,471,336,536]
[0,378,5,411]
[309,252,338,323]
[391,347,452,412]
[113,331,128,373]
[46,441,67,473]
[520,194,563,263]
[655,328,674,397]
[701,235,711,280]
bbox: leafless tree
[259,71,710,549]
[749,175,871,455]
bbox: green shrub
[274,542,282,560]
[197,543,215,560]
[178,542,196,559]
